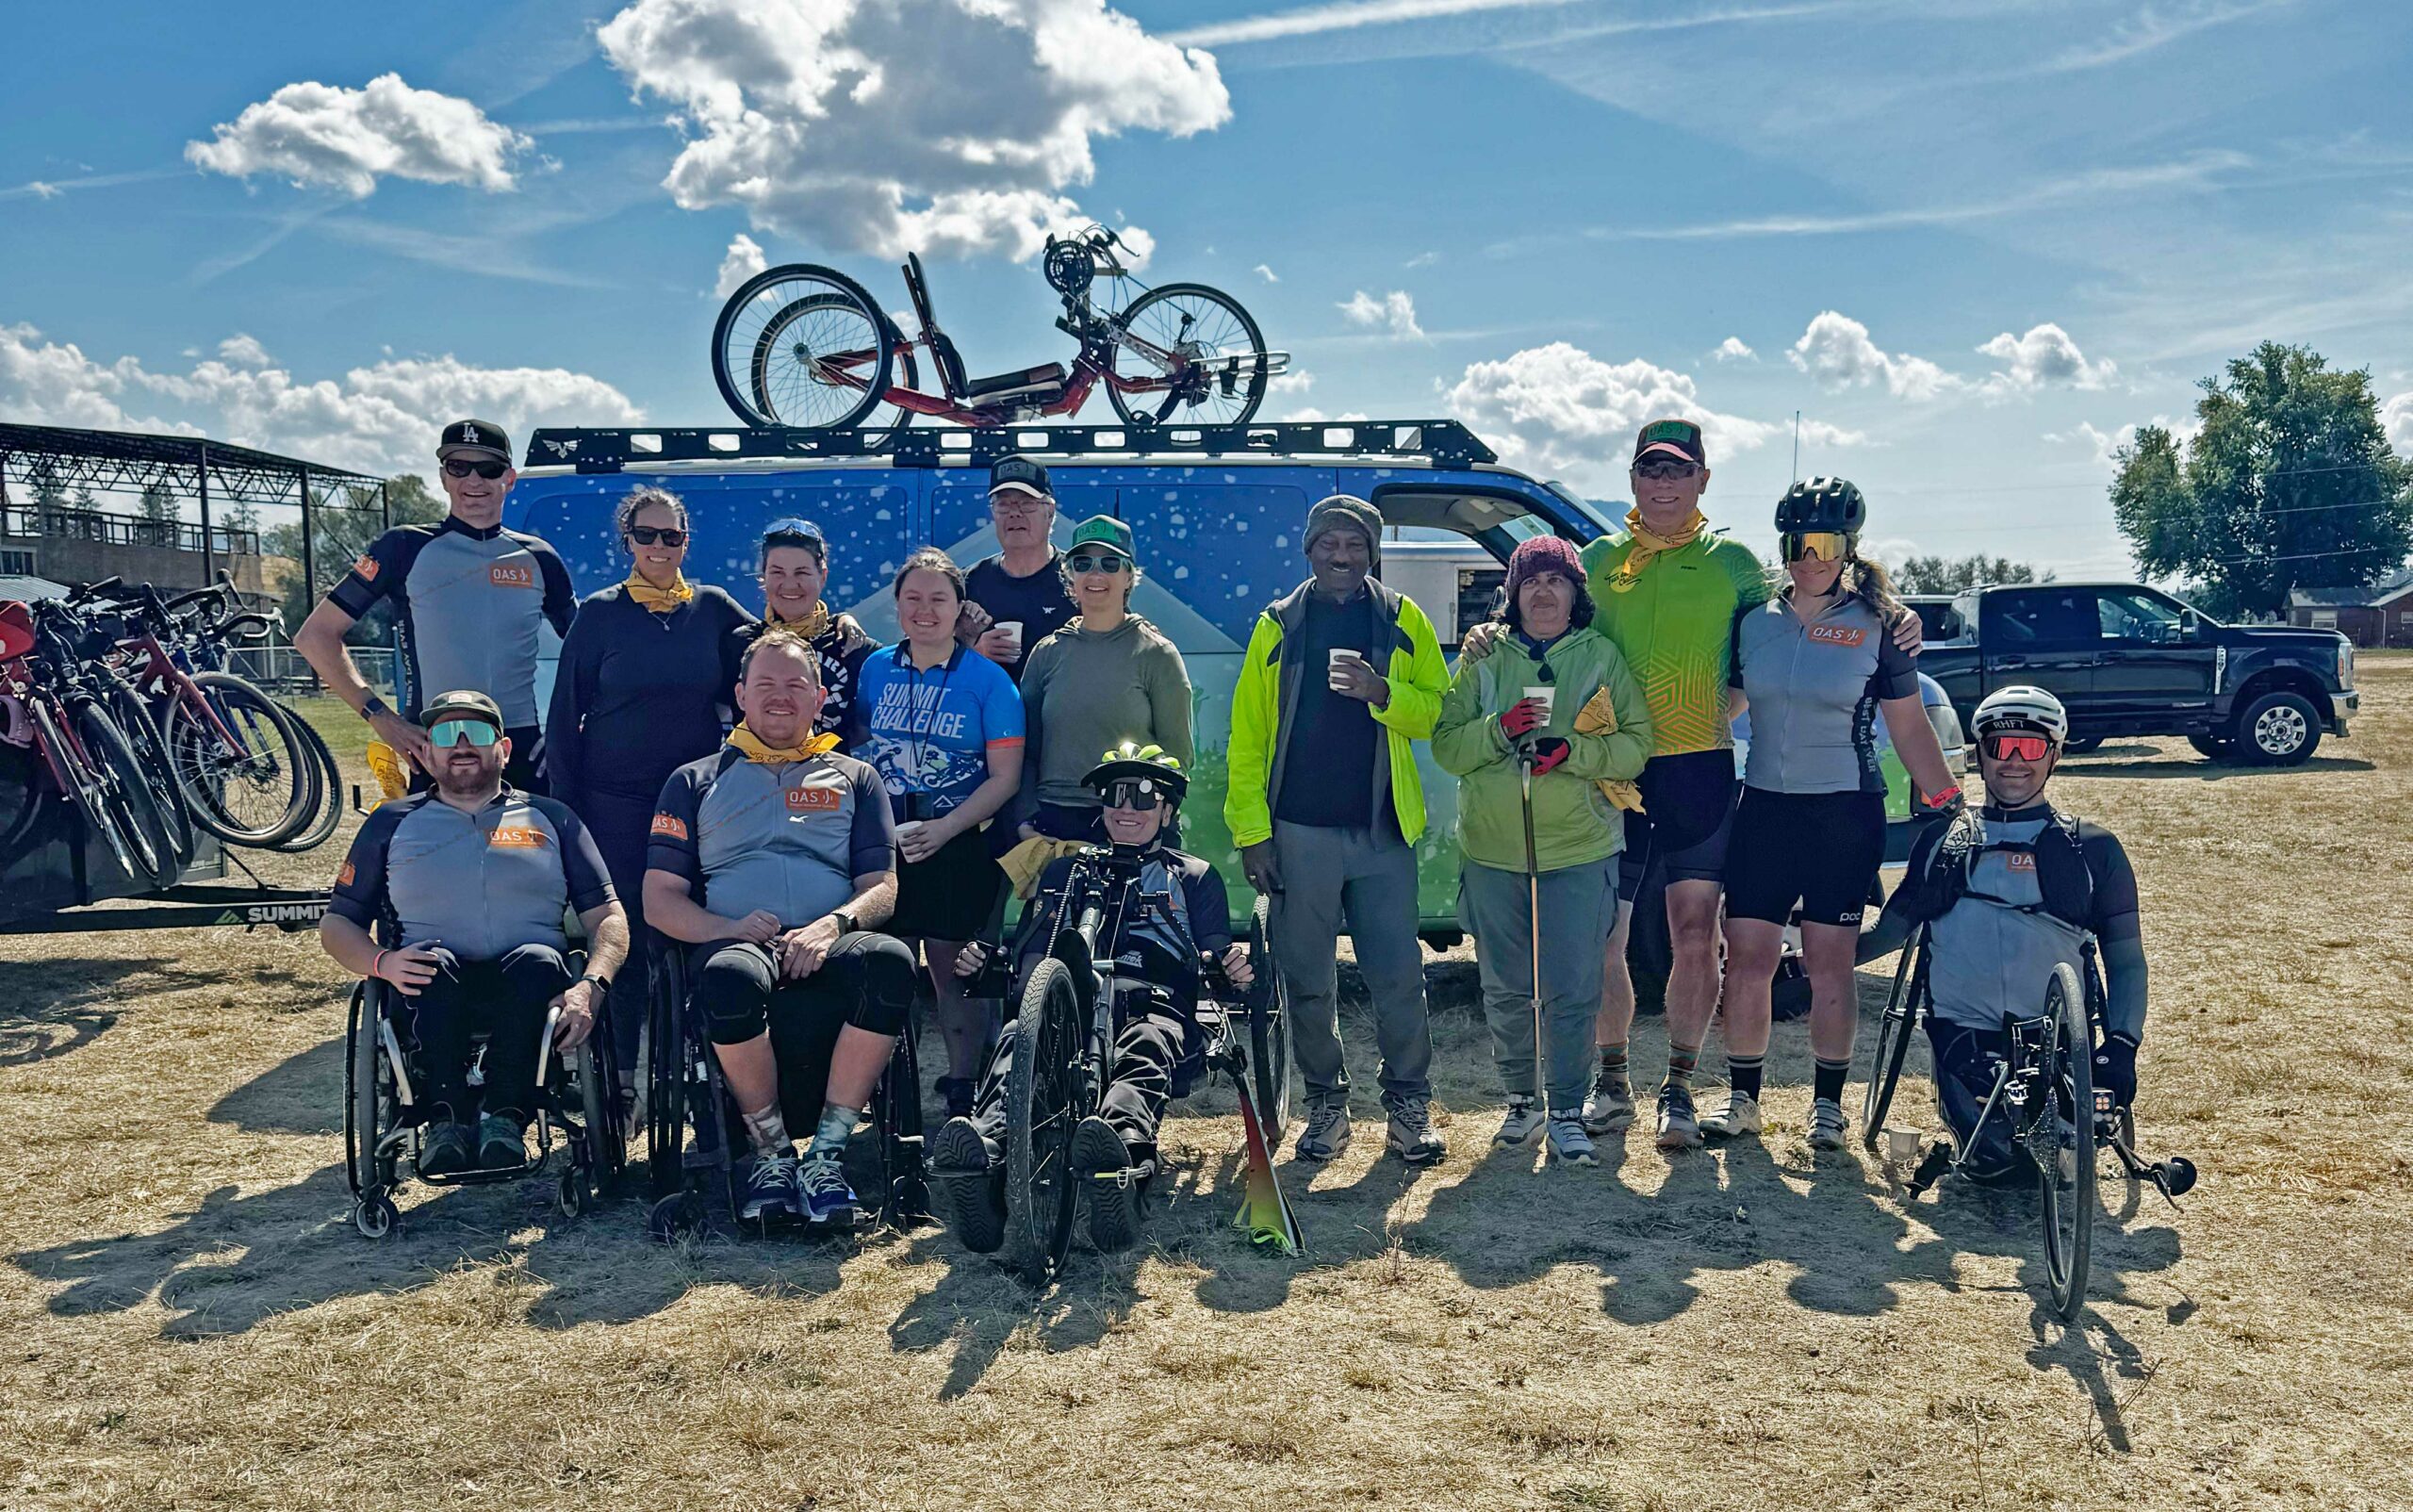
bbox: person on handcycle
[933,742,1253,1250]
[1861,685,2147,1185]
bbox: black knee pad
[845,933,918,1037]
[697,945,776,1045]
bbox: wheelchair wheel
[2037,962,2096,1322]
[874,1012,930,1228]
[344,981,402,1237]
[573,1034,621,1206]
[1002,957,1083,1283]
[646,957,689,1202]
[1246,895,1293,1138]
[1860,926,1925,1149]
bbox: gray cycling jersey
[648,746,895,930]
[329,788,614,959]
[329,517,577,727]
[1731,593,1918,795]
[1926,812,2092,1034]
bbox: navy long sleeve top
[545,583,756,805]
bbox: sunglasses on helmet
[1781,531,1851,563]
[442,458,510,481]
[1979,732,2053,764]
[429,718,502,748]
[627,525,686,547]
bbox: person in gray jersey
[319,690,631,1178]
[1712,478,1962,1151]
[645,629,915,1227]
[1861,685,2148,1186]
[296,419,578,791]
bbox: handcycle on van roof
[710,223,1288,435]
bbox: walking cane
[1518,747,1543,1141]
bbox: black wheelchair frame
[342,940,626,1239]
[640,939,928,1241]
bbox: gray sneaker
[1656,1083,1703,1150]
[1386,1097,1445,1167]
[1547,1114,1599,1167]
[1294,1102,1352,1162]
[1493,1095,1546,1148]
[1808,1098,1849,1152]
[1699,1091,1765,1139]
[1582,1074,1636,1135]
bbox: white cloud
[1253,263,1280,283]
[186,74,533,197]
[1404,250,1440,269]
[1338,288,1424,338]
[0,320,640,476]
[2382,391,2413,458]
[1711,337,1756,363]
[1444,340,1777,487]
[596,0,1228,259]
[714,233,769,298]
[1280,406,1371,423]
[1797,419,1870,448]
[1977,322,2115,391]
[1270,369,1314,396]
[1788,310,1959,402]
[2047,414,2201,469]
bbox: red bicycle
[0,598,180,890]
[711,225,1287,436]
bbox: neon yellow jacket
[1224,580,1450,848]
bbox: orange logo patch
[337,860,355,887]
[488,826,548,849]
[650,813,689,841]
[489,563,535,589]
[785,785,842,814]
[353,554,380,581]
[1806,624,1867,648]
[2007,852,2037,872]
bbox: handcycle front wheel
[1247,894,1293,1139]
[1107,282,1270,428]
[1002,956,1084,1284]
[1860,926,1925,1149]
[713,264,894,430]
[2037,962,2096,1321]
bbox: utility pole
[1792,411,1802,484]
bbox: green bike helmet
[1083,741,1188,809]
[1774,476,1867,535]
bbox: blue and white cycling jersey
[854,644,1025,820]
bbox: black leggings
[1927,1019,2027,1187]
[405,943,570,1127]
[693,931,916,1129]
[972,993,1190,1157]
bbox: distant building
[2289,567,2413,648]
[0,499,280,600]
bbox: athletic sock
[1666,1043,1700,1090]
[1597,1044,1629,1078]
[1814,1058,1850,1106]
[1727,1054,1765,1103]
[741,1102,792,1159]
[807,1100,862,1160]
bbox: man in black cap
[295,419,578,790]
[956,456,1076,683]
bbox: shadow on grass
[2094,754,2373,781]
[0,956,319,1067]
[206,1035,344,1133]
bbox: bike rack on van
[524,419,1499,473]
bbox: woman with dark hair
[546,485,754,1072]
[1434,535,1652,1167]
[853,547,1024,1116]
[754,517,878,748]
[1712,477,1960,1152]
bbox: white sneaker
[1494,1095,1546,1148]
[1546,1114,1599,1167]
[1700,1091,1765,1139]
[1581,1073,1636,1134]
[1808,1097,1849,1151]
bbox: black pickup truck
[1920,582,2357,764]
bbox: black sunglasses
[628,525,687,547]
[1068,552,1131,574]
[442,458,509,481]
[1632,460,1701,481]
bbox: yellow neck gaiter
[626,573,695,613]
[728,725,840,765]
[774,600,833,640]
[1605,506,1707,594]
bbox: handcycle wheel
[1108,282,1270,428]
[1002,957,1084,1284]
[1246,895,1293,1138]
[268,714,343,854]
[164,672,313,846]
[72,699,178,890]
[712,264,894,430]
[2037,962,2096,1322]
[105,679,195,867]
[1860,925,1925,1148]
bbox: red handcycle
[710,225,1287,435]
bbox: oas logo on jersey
[490,563,535,589]
[785,784,842,814]
[650,814,689,841]
[353,554,380,582]
[488,826,548,849]
[337,860,355,887]
[2007,851,2037,873]
[1806,623,1867,648]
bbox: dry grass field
[4,660,2410,1511]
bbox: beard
[435,756,499,796]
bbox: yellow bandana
[773,600,834,640]
[625,573,695,613]
[728,724,840,765]
[1604,507,1706,594]
[1572,688,1646,814]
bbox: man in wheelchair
[934,743,1253,1250]
[320,690,631,1176]
[1862,686,2147,1185]
[644,629,918,1226]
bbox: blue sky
[4,0,2409,576]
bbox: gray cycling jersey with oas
[1731,592,1919,796]
[1925,811,2091,1033]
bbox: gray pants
[1459,857,1618,1113]
[1269,820,1433,1109]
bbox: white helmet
[1970,684,2068,746]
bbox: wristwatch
[359,694,390,724]
[577,972,609,992]
[832,910,857,936]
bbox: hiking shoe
[740,1150,802,1221]
[1700,1091,1765,1139]
[932,1117,1006,1254]
[1656,1083,1702,1150]
[1582,1074,1636,1135]
[1075,1115,1144,1252]
[476,1113,528,1170]
[1386,1097,1446,1167]
[1493,1095,1546,1148]
[935,1076,976,1121]
[1547,1114,1599,1167]
[1294,1103,1352,1162]
[418,1120,473,1179]
[796,1152,858,1226]
[1808,1098,1850,1152]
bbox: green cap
[1068,515,1136,563]
[420,689,504,730]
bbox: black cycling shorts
[891,824,1007,941]
[1617,749,1739,900]
[1722,787,1886,928]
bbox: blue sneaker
[797,1151,858,1226]
[740,1151,801,1221]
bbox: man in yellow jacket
[1225,495,1451,1167]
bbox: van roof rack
[522,419,1498,473]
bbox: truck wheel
[2235,691,2322,765]
[2187,732,2235,762]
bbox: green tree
[2111,341,2413,620]
[1891,553,2052,595]
[138,482,177,523]
[264,473,441,643]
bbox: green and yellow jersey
[1579,529,1771,757]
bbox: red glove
[1499,698,1544,740]
[1528,736,1569,774]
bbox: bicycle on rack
[711,224,1288,436]
[0,598,181,890]
[158,576,342,854]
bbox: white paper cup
[993,620,1024,657]
[1883,1126,1920,1164]
[1521,685,1556,723]
[895,819,925,842]
[1329,648,1365,690]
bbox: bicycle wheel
[1108,282,1270,427]
[347,982,402,1237]
[74,699,179,891]
[2037,962,2096,1322]
[164,672,313,846]
[105,678,196,867]
[1860,927,1925,1147]
[1002,956,1084,1284]
[712,265,894,430]
[268,713,343,854]
[1247,895,1293,1138]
